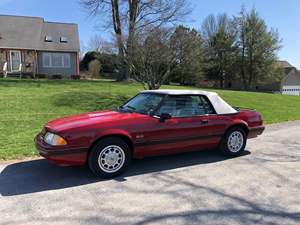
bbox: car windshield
[120,93,164,114]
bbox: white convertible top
[141,89,237,115]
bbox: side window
[198,96,216,114]
[157,95,214,117]
[156,96,177,116]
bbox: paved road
[1,121,300,225]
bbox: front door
[134,95,226,157]
[10,51,21,72]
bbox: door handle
[200,119,209,124]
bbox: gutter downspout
[77,52,80,76]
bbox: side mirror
[148,109,155,116]
[159,113,172,122]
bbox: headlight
[44,132,67,146]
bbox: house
[0,15,80,78]
[279,60,300,96]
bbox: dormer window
[60,37,68,43]
[45,36,53,42]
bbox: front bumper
[35,134,87,166]
[248,126,265,139]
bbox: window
[42,53,71,68]
[60,37,68,43]
[157,95,215,118]
[63,54,70,67]
[43,53,51,67]
[45,36,53,42]
[198,96,216,115]
[52,54,63,67]
[121,93,164,115]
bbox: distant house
[279,61,300,96]
[0,15,80,78]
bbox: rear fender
[225,119,249,135]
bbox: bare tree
[129,27,178,89]
[80,41,88,59]
[81,0,190,81]
[88,59,102,78]
[88,34,103,51]
[88,34,118,53]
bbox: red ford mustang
[35,90,265,178]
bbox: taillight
[257,113,263,125]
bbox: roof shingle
[0,15,79,52]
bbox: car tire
[88,137,131,178]
[219,127,247,156]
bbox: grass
[0,78,300,160]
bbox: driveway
[1,121,300,225]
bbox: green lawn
[0,78,300,160]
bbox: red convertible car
[35,90,264,178]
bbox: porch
[0,49,37,78]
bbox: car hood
[45,110,141,132]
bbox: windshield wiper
[118,105,136,113]
[125,105,136,111]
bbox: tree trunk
[126,0,138,79]
[111,0,127,81]
[240,28,248,90]
[241,51,247,89]
[219,72,224,88]
[248,34,254,89]
[219,52,224,88]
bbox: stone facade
[0,49,36,74]
[22,50,35,73]
[0,49,7,73]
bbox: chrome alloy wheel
[98,145,125,173]
[227,131,244,153]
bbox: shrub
[71,75,81,80]
[51,74,63,79]
[36,74,46,79]
[88,60,101,79]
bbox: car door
[134,95,224,157]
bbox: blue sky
[1,0,299,68]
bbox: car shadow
[0,149,250,196]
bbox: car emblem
[136,134,144,139]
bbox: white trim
[9,50,21,72]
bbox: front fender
[92,128,133,144]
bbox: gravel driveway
[1,121,300,225]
